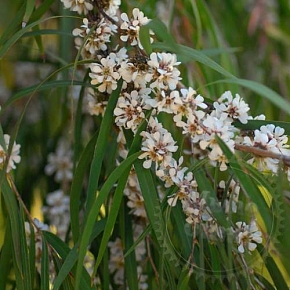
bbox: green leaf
[257,244,289,290]
[29,0,55,23]
[1,179,23,282]
[41,237,50,290]
[75,151,141,290]
[1,80,92,111]
[84,80,123,215]
[0,3,25,46]
[134,161,181,280]
[177,267,192,290]
[0,222,13,287]
[139,25,152,54]
[0,15,60,59]
[70,131,99,243]
[22,0,36,28]
[43,231,94,290]
[152,42,236,79]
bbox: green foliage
[0,0,290,289]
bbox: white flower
[45,139,73,182]
[85,88,108,116]
[156,156,186,188]
[120,8,154,49]
[0,134,21,172]
[139,127,178,169]
[235,221,262,253]
[180,87,207,110]
[119,55,152,89]
[240,124,290,174]
[146,52,181,90]
[199,114,235,170]
[124,172,147,218]
[73,17,117,55]
[42,190,70,240]
[146,89,182,114]
[114,89,152,132]
[89,56,120,94]
[213,91,250,124]
[175,111,205,143]
[101,0,121,16]
[61,0,93,15]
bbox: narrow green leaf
[0,3,25,46]
[22,29,72,38]
[29,223,36,287]
[41,237,50,290]
[70,131,99,243]
[84,80,123,215]
[121,202,139,289]
[22,0,36,28]
[1,80,92,111]
[43,231,94,290]
[139,25,152,54]
[177,267,192,290]
[18,207,32,290]
[257,244,289,290]
[0,222,12,287]
[53,219,106,290]
[1,179,23,280]
[29,0,55,23]
[134,160,181,278]
[75,151,141,290]
[152,42,236,79]
[0,16,63,59]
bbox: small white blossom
[119,55,150,88]
[85,88,108,116]
[45,139,73,182]
[73,17,117,55]
[146,52,181,90]
[89,56,120,94]
[61,0,93,15]
[139,126,178,169]
[235,221,262,253]
[241,124,290,174]
[120,8,153,49]
[146,89,182,114]
[0,134,21,172]
[42,190,70,240]
[114,89,152,132]
[213,91,250,124]
[101,0,121,16]
[199,114,235,171]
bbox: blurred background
[0,0,289,223]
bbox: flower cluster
[64,0,290,272]
[45,139,73,183]
[108,227,148,289]
[42,189,70,241]
[44,138,73,241]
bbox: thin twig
[235,143,290,167]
